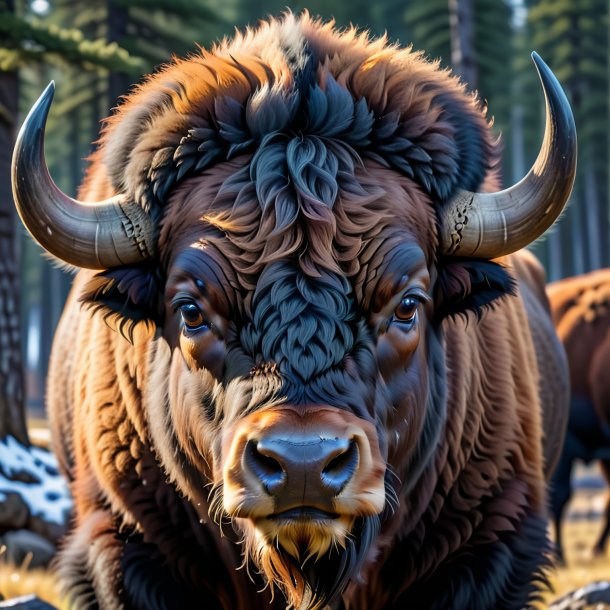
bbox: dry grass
[544,481,610,606]
[0,558,66,608]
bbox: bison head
[12,14,575,610]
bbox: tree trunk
[568,196,585,275]
[448,0,477,90]
[0,0,29,445]
[510,104,525,184]
[582,142,602,270]
[107,0,132,109]
[547,228,563,282]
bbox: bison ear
[79,264,164,342]
[434,257,516,321]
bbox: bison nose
[243,436,359,499]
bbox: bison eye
[392,296,419,329]
[178,303,208,332]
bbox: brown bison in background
[548,269,610,563]
[12,14,576,610]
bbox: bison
[547,269,610,563]
[12,14,576,610]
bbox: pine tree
[402,0,514,182]
[527,0,609,276]
[0,0,28,444]
[0,0,148,432]
[449,0,476,89]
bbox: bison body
[51,250,566,610]
[13,14,576,610]
[547,269,610,562]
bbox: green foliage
[404,0,451,63]
[401,0,514,182]
[25,0,227,184]
[0,8,144,72]
[112,0,223,24]
[525,0,609,274]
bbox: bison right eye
[178,303,209,332]
[392,296,419,330]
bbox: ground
[543,463,610,606]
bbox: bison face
[12,16,575,608]
[92,162,519,606]
[142,168,437,603]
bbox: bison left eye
[178,303,209,332]
[392,296,419,329]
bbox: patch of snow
[0,436,71,525]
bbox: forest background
[0,0,607,425]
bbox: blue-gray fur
[388,513,551,610]
[241,263,355,389]
[401,325,448,495]
[150,70,489,217]
[434,91,492,194]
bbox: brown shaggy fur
[547,269,610,562]
[548,269,610,421]
[41,13,568,610]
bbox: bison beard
[237,514,381,607]
[12,11,575,610]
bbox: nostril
[244,440,285,492]
[321,439,359,494]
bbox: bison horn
[438,53,576,258]
[11,82,155,269]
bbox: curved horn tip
[530,50,544,67]
[530,52,576,132]
[530,52,562,98]
[43,80,56,95]
[530,52,558,81]
[30,81,55,122]
[42,80,55,105]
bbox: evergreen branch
[128,17,200,57]
[111,0,225,24]
[0,12,146,73]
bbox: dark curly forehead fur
[83,12,500,221]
